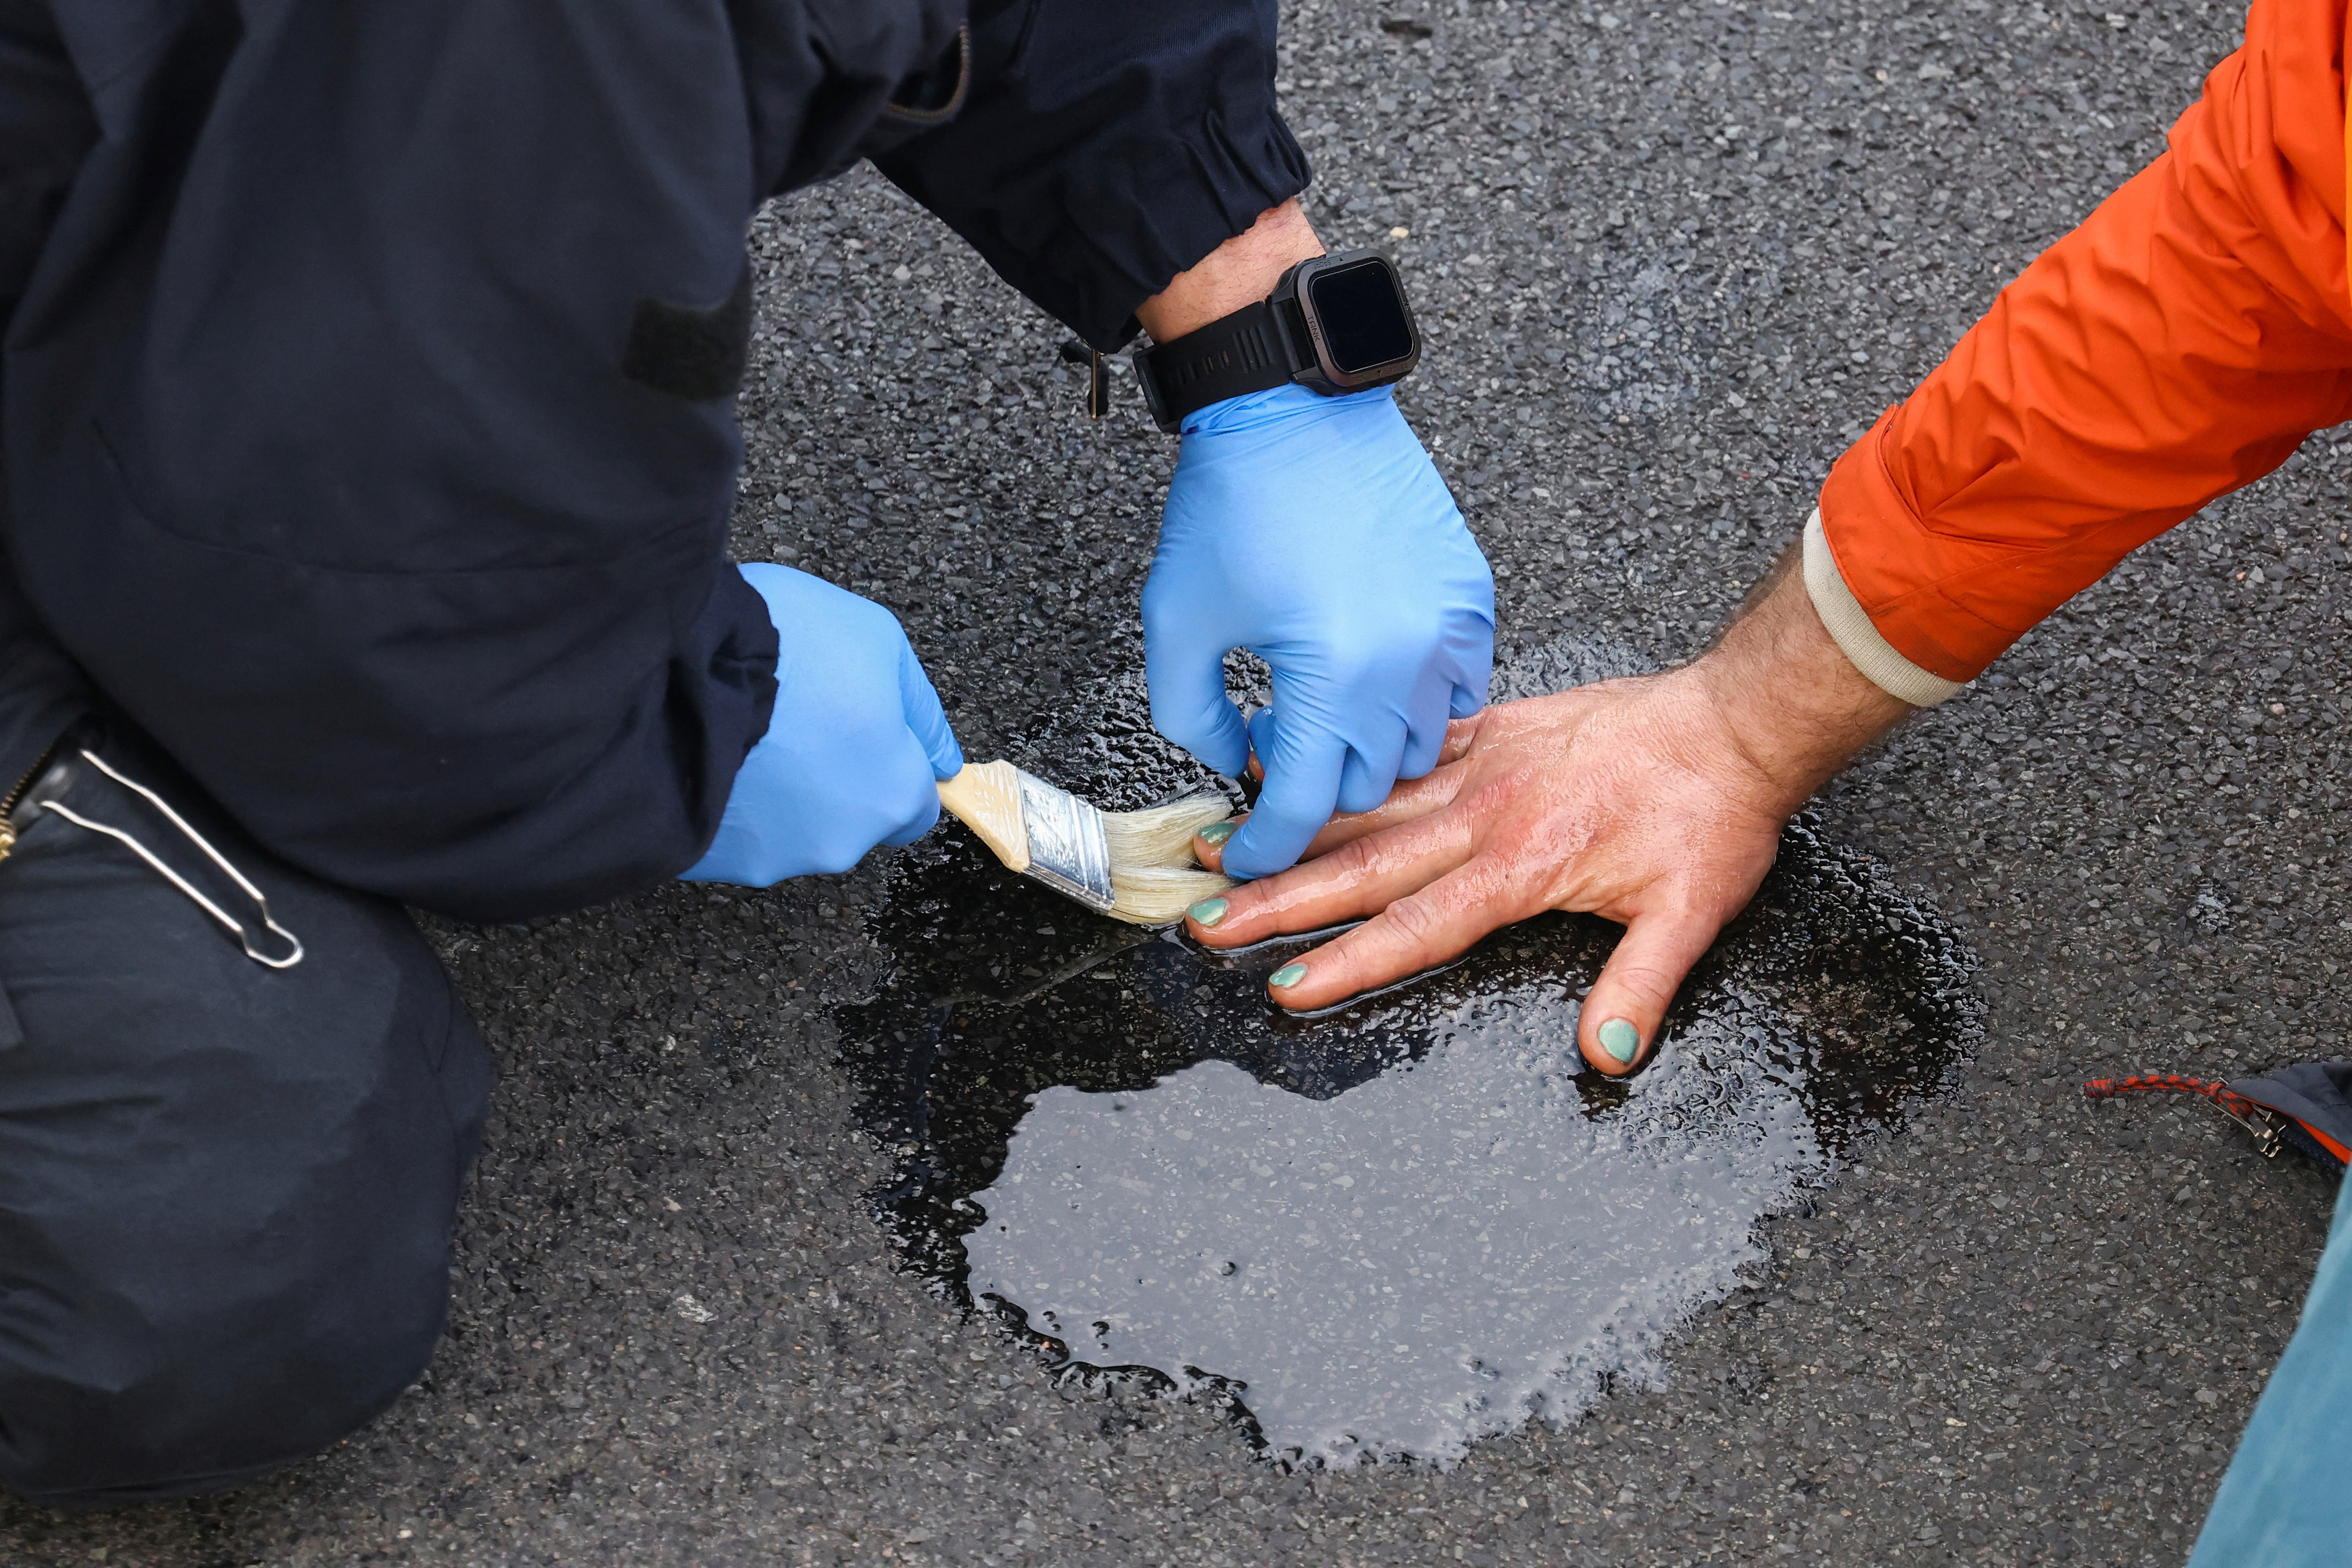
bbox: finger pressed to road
[1187,828,1722,1075]
[1247,853,1533,1012]
[1574,905,1723,1075]
[1189,804,1478,948]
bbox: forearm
[1819,0,2352,684]
[40,544,775,925]
[870,0,1310,350]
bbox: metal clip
[1058,339,1112,419]
[39,749,304,969]
[1086,349,1109,419]
[2217,1098,2287,1160]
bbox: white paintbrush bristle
[1102,793,1235,925]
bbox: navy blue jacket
[0,0,1306,921]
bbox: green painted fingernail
[1598,1018,1640,1063]
[1269,963,1307,989]
[1188,898,1229,927]
[1198,821,1236,846]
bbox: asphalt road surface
[5,0,2347,1563]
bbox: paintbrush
[936,762,1234,925]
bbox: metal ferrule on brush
[934,758,1231,924]
[1010,769,1116,913]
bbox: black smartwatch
[1133,249,1421,434]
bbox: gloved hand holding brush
[683,564,963,887]
[684,563,1236,921]
[1144,381,1495,880]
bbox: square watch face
[1306,258,1414,375]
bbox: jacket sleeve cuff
[1802,509,1964,708]
[870,1,1311,350]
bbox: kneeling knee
[0,1273,449,1508]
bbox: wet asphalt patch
[834,659,1982,1466]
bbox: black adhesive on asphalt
[842,657,1979,1469]
[3,0,2346,1563]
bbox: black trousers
[0,717,491,1508]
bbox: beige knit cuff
[1800,509,1964,708]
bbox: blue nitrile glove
[682,564,963,885]
[1143,381,1494,879]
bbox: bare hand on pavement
[1183,557,1913,1075]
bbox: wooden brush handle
[936,761,1031,872]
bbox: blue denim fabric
[2187,1170,2352,1566]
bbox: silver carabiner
[39,748,304,970]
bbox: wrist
[1138,199,1325,343]
[1137,231,1421,435]
[1688,557,1910,811]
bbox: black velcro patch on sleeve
[621,264,753,402]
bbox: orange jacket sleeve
[1816,0,2352,687]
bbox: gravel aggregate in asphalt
[1,0,2345,1564]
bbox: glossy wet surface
[835,648,1984,1464]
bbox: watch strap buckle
[1131,299,1300,434]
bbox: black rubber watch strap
[1134,300,1300,433]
